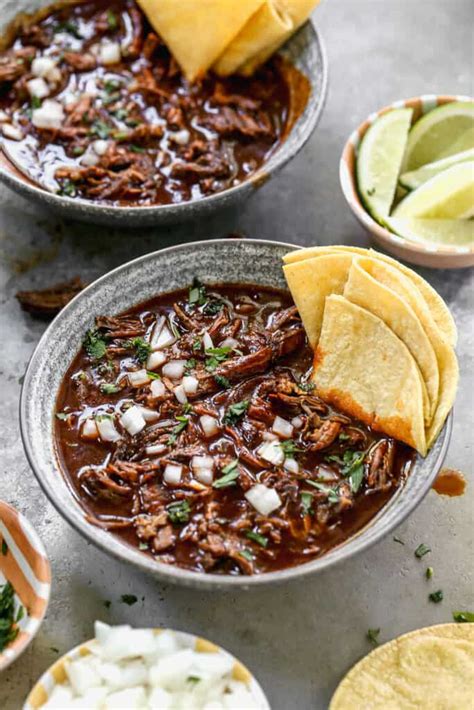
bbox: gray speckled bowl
[0,1,327,226]
[20,239,452,590]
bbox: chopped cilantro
[104,80,121,94]
[415,543,431,559]
[83,328,107,359]
[147,371,161,380]
[338,432,350,441]
[429,590,443,604]
[55,20,82,38]
[349,464,364,493]
[50,646,59,653]
[55,412,70,421]
[306,480,339,505]
[103,600,112,609]
[301,491,313,515]
[223,400,249,425]
[188,279,207,306]
[120,594,138,606]
[113,108,128,121]
[214,374,231,389]
[213,460,239,489]
[367,628,380,645]
[239,549,254,562]
[192,338,201,351]
[100,383,120,394]
[167,500,191,524]
[31,95,41,109]
[167,416,189,445]
[130,337,151,363]
[0,581,21,652]
[58,179,77,197]
[245,530,268,548]
[130,144,146,154]
[107,9,118,30]
[280,440,303,458]
[393,536,405,545]
[91,120,111,139]
[298,380,315,393]
[367,187,376,196]
[426,566,434,579]
[138,542,148,551]
[203,300,223,315]
[184,358,197,372]
[205,346,232,372]
[452,611,474,623]
[1,540,7,556]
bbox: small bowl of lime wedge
[340,94,474,268]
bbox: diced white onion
[257,440,284,466]
[96,416,121,442]
[151,321,176,351]
[150,379,166,398]
[163,463,182,485]
[93,139,109,156]
[80,149,100,167]
[65,657,102,695]
[195,468,213,485]
[46,66,62,84]
[120,406,147,436]
[283,457,299,474]
[162,360,186,380]
[0,110,9,122]
[262,431,278,441]
[199,415,219,438]
[272,415,294,439]
[145,443,167,456]
[291,416,303,429]
[147,351,167,370]
[128,369,150,387]
[81,418,99,440]
[173,384,187,404]
[138,407,160,423]
[220,337,239,349]
[169,129,190,145]
[182,375,198,394]
[191,455,214,471]
[100,41,121,65]
[32,99,64,129]
[202,331,214,351]
[245,483,281,516]
[31,56,57,78]
[27,77,50,99]
[2,124,23,141]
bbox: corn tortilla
[137,0,264,81]
[311,295,427,454]
[330,623,474,710]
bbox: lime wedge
[393,161,474,219]
[400,148,474,190]
[388,217,474,248]
[403,101,474,171]
[357,108,413,222]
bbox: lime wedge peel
[399,148,474,190]
[402,101,474,171]
[392,161,474,219]
[387,218,474,250]
[356,108,413,224]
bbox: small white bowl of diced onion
[25,622,270,710]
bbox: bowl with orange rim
[0,500,51,672]
[339,94,474,269]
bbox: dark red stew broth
[0,0,308,205]
[55,283,414,576]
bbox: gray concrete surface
[1,0,473,707]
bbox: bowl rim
[339,93,474,259]
[0,499,51,672]
[0,21,328,219]
[20,238,452,590]
[24,626,271,710]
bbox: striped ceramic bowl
[0,500,51,672]
[340,94,474,269]
[25,628,270,709]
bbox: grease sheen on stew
[54,283,414,576]
[0,0,308,205]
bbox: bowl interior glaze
[20,239,451,589]
[0,1,327,226]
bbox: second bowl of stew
[20,239,451,589]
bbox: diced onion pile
[41,622,264,710]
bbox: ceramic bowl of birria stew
[20,239,451,590]
[0,0,327,227]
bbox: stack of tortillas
[330,623,474,709]
[283,246,459,456]
[137,0,321,81]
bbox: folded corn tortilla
[283,245,457,347]
[238,0,321,75]
[330,623,474,710]
[214,1,293,76]
[312,295,427,454]
[137,0,265,81]
[343,259,439,424]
